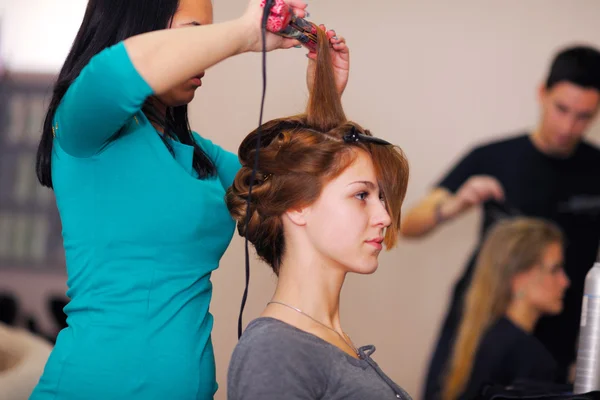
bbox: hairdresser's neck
[148,97,168,134]
[271,248,346,331]
[505,300,540,333]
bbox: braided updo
[226,28,409,275]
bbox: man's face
[538,81,599,156]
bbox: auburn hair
[226,27,409,274]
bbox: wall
[1,1,599,399]
[0,0,87,73]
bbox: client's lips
[366,237,384,250]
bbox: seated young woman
[225,27,412,400]
[442,217,570,400]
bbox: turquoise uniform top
[30,42,240,399]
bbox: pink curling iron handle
[260,0,318,52]
[261,0,292,33]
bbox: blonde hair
[442,217,564,400]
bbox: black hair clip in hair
[343,127,392,146]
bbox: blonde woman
[443,218,570,400]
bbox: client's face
[302,150,392,275]
[525,241,570,315]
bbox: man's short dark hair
[546,45,600,92]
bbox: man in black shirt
[401,45,600,399]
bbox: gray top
[227,317,412,400]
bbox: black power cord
[238,0,275,339]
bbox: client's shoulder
[236,317,330,353]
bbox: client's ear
[284,206,310,227]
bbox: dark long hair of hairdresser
[36,0,215,188]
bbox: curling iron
[260,0,318,52]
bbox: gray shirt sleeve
[227,319,329,399]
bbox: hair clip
[343,127,392,146]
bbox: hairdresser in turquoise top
[30,0,349,398]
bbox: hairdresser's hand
[242,0,308,52]
[439,175,505,220]
[306,26,350,96]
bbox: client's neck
[271,248,346,331]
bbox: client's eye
[355,192,368,201]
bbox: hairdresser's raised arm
[306,25,350,96]
[54,0,306,158]
[128,0,307,95]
